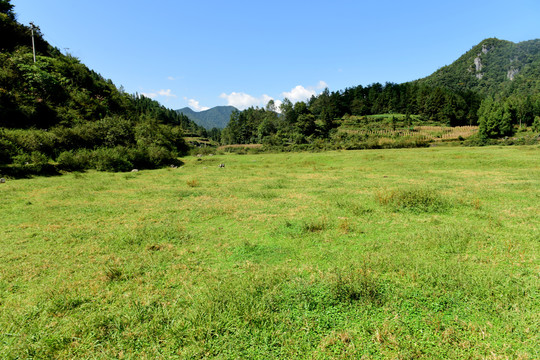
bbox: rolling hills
[176,106,237,130]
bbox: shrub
[91,147,133,172]
[4,129,59,156]
[146,145,176,167]
[12,153,31,166]
[532,116,540,132]
[0,134,16,164]
[30,151,49,171]
[190,146,215,156]
[56,150,90,171]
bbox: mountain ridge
[176,105,237,130]
[416,38,540,96]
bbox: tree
[516,96,534,127]
[0,0,15,20]
[279,98,296,127]
[296,113,316,137]
[318,109,335,136]
[532,116,540,132]
[265,99,276,113]
[257,116,276,141]
[478,97,515,138]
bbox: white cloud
[141,89,177,99]
[282,85,316,103]
[167,76,175,81]
[141,92,158,99]
[219,92,274,110]
[218,81,327,111]
[316,80,328,89]
[157,89,177,98]
[188,98,210,111]
[281,81,328,103]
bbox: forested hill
[0,0,206,175]
[176,106,237,129]
[219,38,540,146]
[0,3,203,133]
[417,38,540,97]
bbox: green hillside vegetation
[0,2,206,176]
[1,147,538,358]
[176,105,237,130]
[418,38,540,96]
[220,39,540,147]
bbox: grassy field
[0,146,539,359]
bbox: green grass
[0,146,539,359]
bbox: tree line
[220,82,540,146]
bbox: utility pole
[29,22,39,63]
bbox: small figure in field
[131,169,139,172]
[218,163,225,168]
[0,178,5,183]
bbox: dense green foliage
[221,84,482,146]
[0,0,15,20]
[417,38,540,138]
[222,38,540,144]
[418,38,540,97]
[0,2,205,175]
[176,105,237,130]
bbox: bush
[91,147,133,172]
[532,116,540,132]
[146,145,176,167]
[0,134,16,164]
[12,153,31,166]
[190,146,215,156]
[30,151,49,171]
[56,150,90,171]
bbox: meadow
[0,146,539,359]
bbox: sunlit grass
[0,146,539,358]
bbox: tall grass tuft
[330,269,386,305]
[376,187,448,213]
[105,265,123,282]
[302,218,328,233]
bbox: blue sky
[11,0,540,111]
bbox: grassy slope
[0,146,539,359]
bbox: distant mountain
[176,106,237,129]
[417,38,540,96]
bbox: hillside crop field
[1,146,539,359]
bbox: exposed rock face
[507,68,519,80]
[474,56,483,72]
[472,43,492,79]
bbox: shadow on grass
[0,160,185,179]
